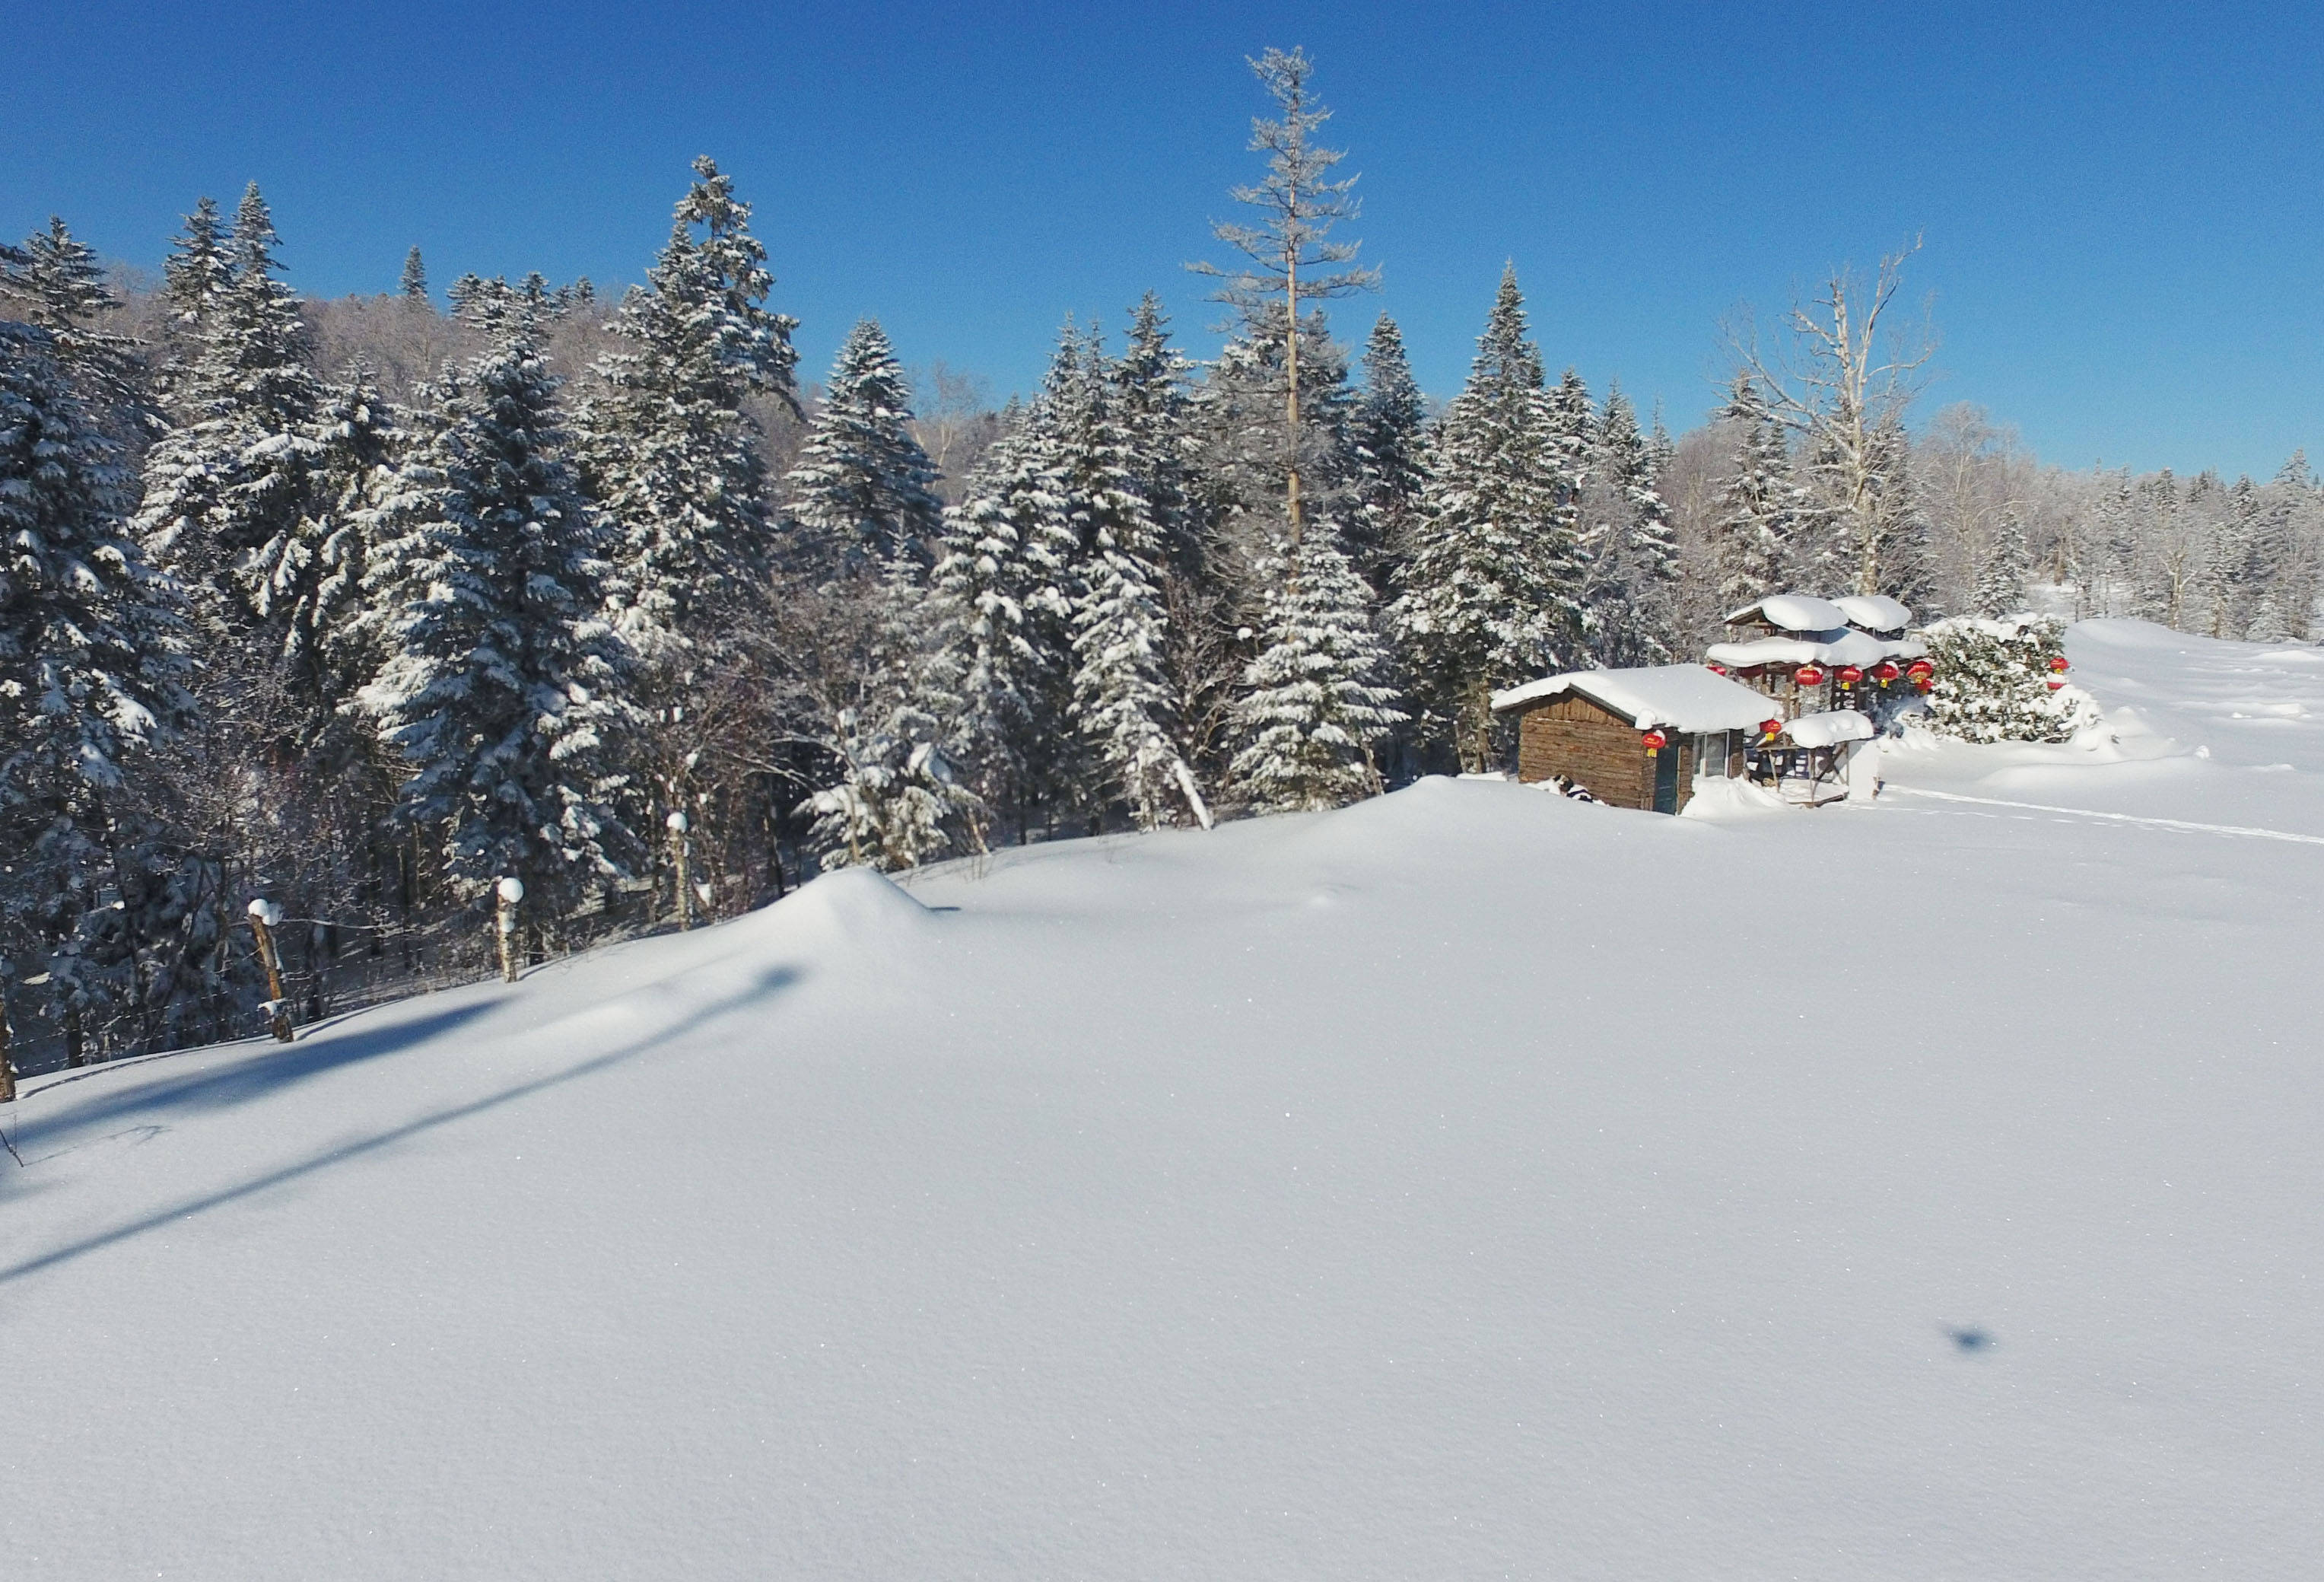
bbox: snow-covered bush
[1917,615,2099,743]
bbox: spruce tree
[2,217,151,442]
[160,197,234,342]
[1919,615,2095,743]
[1228,520,1404,813]
[358,317,641,922]
[1189,46,1378,548]
[1051,334,1209,829]
[1391,266,1581,772]
[924,399,1076,830]
[1709,374,1800,613]
[400,247,428,301]
[1349,312,1429,597]
[783,318,943,575]
[582,156,799,666]
[1114,292,1204,578]
[135,184,325,635]
[0,320,188,1058]
[1973,508,2032,617]
[1581,382,1677,664]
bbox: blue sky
[10,1,2322,477]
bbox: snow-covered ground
[5,619,2318,1580]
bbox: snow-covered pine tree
[281,363,403,759]
[1391,265,1582,772]
[1545,367,1594,500]
[400,247,428,301]
[1052,333,1210,830]
[135,184,326,638]
[1114,292,1204,579]
[1349,312,1429,597]
[1973,508,2031,617]
[1580,382,1678,665]
[1188,46,1378,549]
[782,318,943,576]
[159,197,234,345]
[0,320,189,1061]
[582,156,796,659]
[800,554,984,871]
[358,316,641,925]
[923,399,1076,833]
[1918,615,2096,743]
[1,217,152,447]
[1708,374,1799,613]
[1228,519,1403,813]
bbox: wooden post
[667,810,692,931]
[246,899,294,1042]
[0,982,16,1105]
[495,876,523,984]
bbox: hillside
[3,619,2317,1580]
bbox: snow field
[2,620,2319,1579]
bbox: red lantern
[2046,679,2065,691]
[1836,664,1864,685]
[1914,679,1935,694]
[1759,718,1783,739]
[1794,665,1826,686]
[1873,661,1901,683]
[2049,655,2070,673]
[1906,659,1935,680]
[1706,661,1728,676]
[1641,729,1667,750]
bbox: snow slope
[4,620,2319,1580]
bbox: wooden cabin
[1489,666,1781,813]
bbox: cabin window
[1694,731,1733,778]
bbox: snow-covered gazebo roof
[1490,666,1779,731]
[1705,631,1926,670]
[1831,594,1913,635]
[1724,593,1849,635]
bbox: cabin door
[1652,745,1680,813]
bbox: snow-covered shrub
[1917,615,2099,743]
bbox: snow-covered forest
[5,48,2319,1075]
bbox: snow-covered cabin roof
[1724,593,1849,635]
[1704,632,1927,670]
[1780,709,1875,747]
[1490,666,1779,731]
[1831,594,1913,635]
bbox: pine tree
[1544,368,1594,498]
[1708,377,1798,614]
[160,197,234,342]
[0,320,188,1058]
[358,319,641,921]
[1,217,151,442]
[1919,615,2096,743]
[1392,266,1582,772]
[783,318,943,575]
[581,156,799,667]
[924,399,1076,829]
[1191,303,1359,587]
[1190,46,1378,548]
[1349,312,1429,596]
[1052,335,1209,829]
[135,184,326,636]
[278,364,402,756]
[800,555,984,871]
[1973,508,2031,617]
[1228,521,1403,813]
[1114,292,1203,578]
[1581,382,1677,664]
[400,247,429,301]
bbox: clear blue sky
[11,1,2322,478]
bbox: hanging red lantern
[2049,655,2070,673]
[1759,718,1783,739]
[2046,679,2065,691]
[1836,664,1864,685]
[1906,658,1935,680]
[1914,678,1935,694]
[1706,661,1728,676]
[1794,665,1826,686]
[1641,729,1667,750]
[1873,660,1901,683]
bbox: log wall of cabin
[1512,696,1697,811]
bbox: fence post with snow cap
[668,810,692,931]
[495,877,524,983]
[246,899,295,1042]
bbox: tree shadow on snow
[0,965,803,1290]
